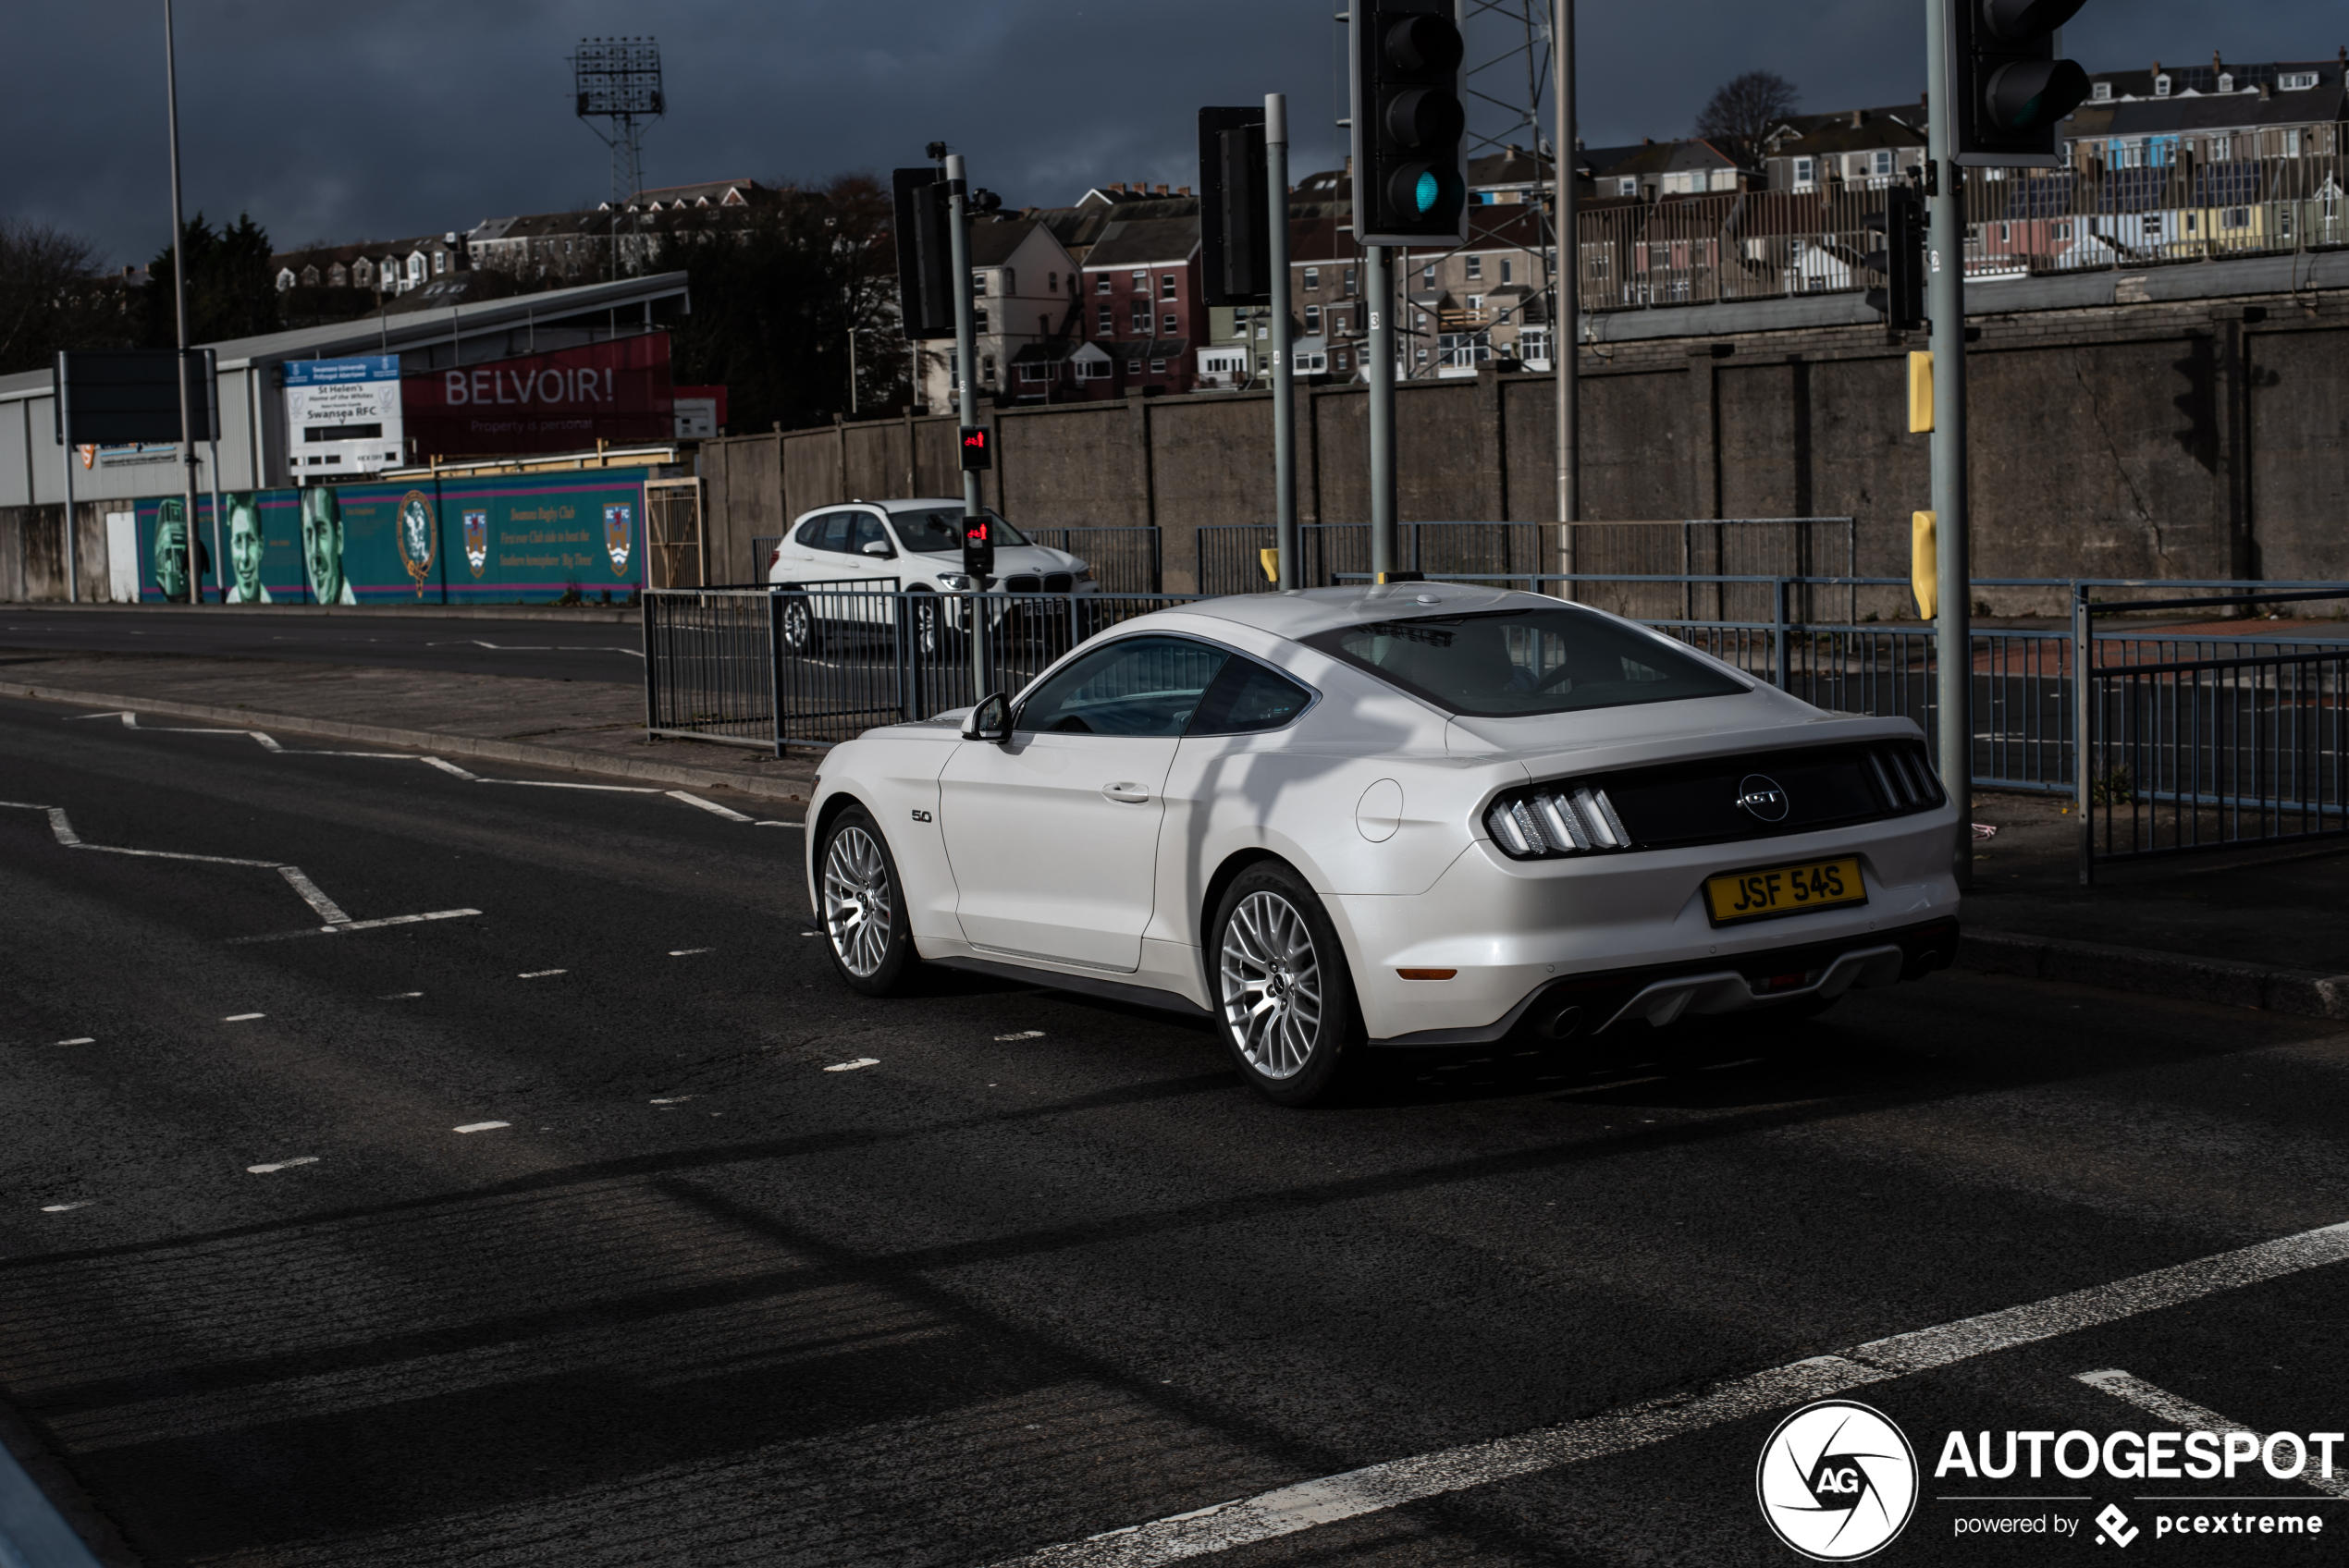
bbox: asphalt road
[5,689,2348,1568]
[0,610,645,684]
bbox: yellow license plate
[1703,857,1866,925]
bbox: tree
[142,212,277,349]
[0,219,131,374]
[659,174,909,433]
[1694,70,1801,163]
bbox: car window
[851,513,891,555]
[1187,657,1315,735]
[891,508,1031,553]
[793,512,855,553]
[1303,606,1745,717]
[1015,636,1229,737]
[793,515,828,548]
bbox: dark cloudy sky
[5,1,2338,266]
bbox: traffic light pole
[1553,0,1578,599]
[944,153,992,701]
[165,0,201,606]
[1365,243,1397,581]
[1925,0,1972,886]
[1266,93,1297,591]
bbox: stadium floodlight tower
[572,36,665,211]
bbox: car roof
[1177,583,1565,642]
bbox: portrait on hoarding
[226,494,270,603]
[300,485,358,605]
[152,497,208,600]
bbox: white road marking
[453,1121,510,1133]
[996,1031,1047,1042]
[381,992,424,999]
[489,778,665,793]
[54,1036,94,1046]
[823,1058,880,1072]
[668,790,756,821]
[519,969,567,979]
[994,1217,2349,1567]
[40,1203,92,1213]
[246,1158,319,1174]
[223,1012,264,1023]
[421,756,481,780]
[755,820,804,828]
[2077,1370,2349,1499]
[228,908,484,944]
[669,948,712,956]
[649,1096,693,1105]
[276,865,353,925]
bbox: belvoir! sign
[400,335,674,459]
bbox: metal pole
[945,153,991,699]
[1266,92,1298,591]
[56,353,79,604]
[204,348,222,605]
[1553,0,1578,600]
[1926,0,1972,885]
[1365,243,1396,580]
[165,0,201,606]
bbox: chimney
[1851,108,1866,128]
[1175,184,1191,196]
[1642,136,1654,145]
[1109,182,1125,193]
[1154,183,1170,195]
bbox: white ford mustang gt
[804,583,1962,1104]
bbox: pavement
[6,690,2349,1567]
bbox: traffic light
[1198,106,1270,304]
[959,424,990,471]
[892,167,954,339]
[1862,186,1925,332]
[1947,0,2092,166]
[961,511,995,580]
[1348,1,1468,246]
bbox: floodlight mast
[572,35,665,271]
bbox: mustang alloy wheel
[818,807,917,995]
[1211,862,1364,1105]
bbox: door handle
[1102,782,1150,803]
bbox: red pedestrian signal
[959,425,991,471]
[961,512,994,579]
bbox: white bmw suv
[766,498,1099,651]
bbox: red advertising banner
[400,335,674,458]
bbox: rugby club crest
[463,510,488,577]
[604,503,633,576]
[397,489,437,597]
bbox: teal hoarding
[137,469,649,605]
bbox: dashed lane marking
[2078,1370,2349,1499]
[996,1031,1047,1042]
[519,969,567,979]
[669,948,712,956]
[823,1059,880,1072]
[421,756,480,780]
[991,1218,2349,1567]
[381,992,424,999]
[223,1013,264,1023]
[54,1036,94,1046]
[650,1096,693,1105]
[755,820,805,828]
[246,1158,319,1175]
[453,1121,510,1133]
[40,1203,92,1214]
[228,908,483,945]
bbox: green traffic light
[1414,170,1439,214]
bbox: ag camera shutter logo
[1756,1400,1918,1561]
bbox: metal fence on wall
[1199,521,1555,597]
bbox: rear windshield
[1304,606,1747,717]
[891,508,1031,554]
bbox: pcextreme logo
[1757,1401,1920,1561]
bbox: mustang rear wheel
[1211,862,1364,1105]
[818,806,918,996]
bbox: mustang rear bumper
[1367,918,1960,1047]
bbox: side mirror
[861,540,894,557]
[962,692,1011,744]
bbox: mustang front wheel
[818,807,918,995]
[1211,862,1364,1105]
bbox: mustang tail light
[1864,741,1945,811]
[1484,782,1632,860]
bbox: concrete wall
[677,279,2349,606]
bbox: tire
[1210,861,1365,1106]
[777,590,822,655]
[907,588,960,657]
[817,806,920,996]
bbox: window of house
[1131,302,1150,333]
[2285,129,2303,156]
[1161,274,1176,299]
[975,309,990,331]
[1793,157,1814,189]
[2154,74,2171,97]
[2054,221,2073,240]
[1047,272,1057,292]
[1130,269,1146,289]
[1018,363,1048,383]
[1331,310,1347,335]
[2091,80,2112,102]
[1343,266,1358,293]
[1998,223,2011,243]
[1098,305,1114,335]
[1499,258,1513,284]
[1421,264,1435,285]
[1334,350,1350,372]
[1096,273,1111,293]
[2213,134,2232,160]
[2218,73,2234,93]
[2281,71,2318,91]
[981,356,996,383]
[1149,359,1165,374]
[1162,312,1177,335]
[434,251,447,275]
[1303,266,1321,289]
[1003,270,1016,294]
[1076,358,1109,380]
[1618,178,1636,195]
[971,272,986,296]
[1305,304,1322,331]
[2280,208,2294,238]
[1127,360,1142,374]
[1873,151,1893,177]
[1415,347,1429,362]
[1465,254,1482,278]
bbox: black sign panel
[53,349,217,445]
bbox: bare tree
[0,219,127,374]
[1694,70,1801,162]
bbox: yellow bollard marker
[1260,546,1281,583]
[1907,350,1935,434]
[1912,511,1937,619]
